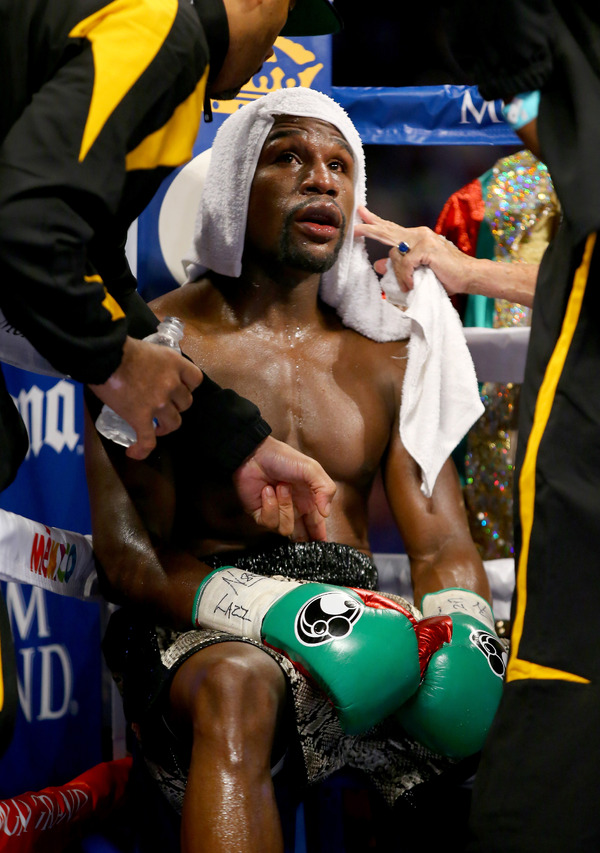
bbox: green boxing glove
[192,567,422,735]
[395,588,507,759]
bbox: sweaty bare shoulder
[149,279,215,330]
[349,330,409,404]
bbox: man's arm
[0,2,206,455]
[84,405,208,628]
[0,1,205,378]
[355,206,538,307]
[84,400,335,627]
[382,418,490,610]
[382,416,508,758]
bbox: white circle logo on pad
[295,592,364,646]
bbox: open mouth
[295,202,342,241]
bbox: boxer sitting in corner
[84,88,505,853]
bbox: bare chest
[182,328,398,484]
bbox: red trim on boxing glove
[350,590,452,678]
[349,588,419,625]
[414,615,453,678]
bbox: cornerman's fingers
[153,403,183,437]
[249,483,296,537]
[275,484,295,537]
[254,484,282,533]
[125,420,158,460]
[298,508,327,543]
[181,360,203,394]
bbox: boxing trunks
[103,541,455,814]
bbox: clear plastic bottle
[95,316,185,447]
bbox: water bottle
[95,316,185,447]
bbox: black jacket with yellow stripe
[0,0,270,487]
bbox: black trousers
[469,226,600,851]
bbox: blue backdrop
[0,370,102,796]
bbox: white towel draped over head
[183,87,483,496]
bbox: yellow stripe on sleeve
[507,233,596,684]
[126,67,208,170]
[69,0,179,162]
[84,274,126,320]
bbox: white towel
[183,87,483,496]
[385,265,484,496]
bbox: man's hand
[232,436,336,541]
[88,336,203,460]
[355,205,537,308]
[354,205,475,295]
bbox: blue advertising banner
[332,85,520,146]
[0,368,102,797]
